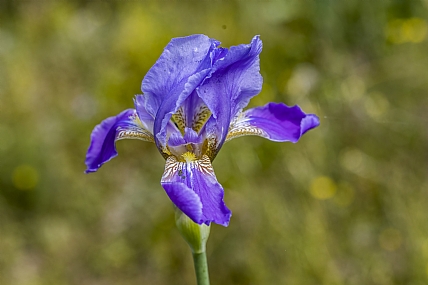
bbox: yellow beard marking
[181,151,197,162]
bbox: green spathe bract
[175,207,211,254]
[175,207,211,285]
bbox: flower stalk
[175,207,211,284]
[192,251,210,285]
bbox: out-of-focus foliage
[1,1,428,284]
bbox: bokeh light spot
[364,92,390,119]
[333,182,355,207]
[386,18,427,44]
[310,176,337,200]
[340,148,363,174]
[12,165,39,190]
[287,63,319,98]
[378,228,402,251]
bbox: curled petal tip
[301,114,320,136]
[226,102,320,143]
[84,108,154,173]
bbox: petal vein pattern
[226,112,267,141]
[116,111,154,142]
[162,155,214,181]
[161,155,231,226]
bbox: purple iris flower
[85,35,319,227]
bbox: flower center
[181,151,197,162]
[166,102,218,162]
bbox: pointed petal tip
[85,151,118,174]
[251,35,263,50]
[84,168,97,174]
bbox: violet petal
[226,102,320,143]
[85,109,154,173]
[161,155,231,226]
[142,35,220,150]
[197,35,263,148]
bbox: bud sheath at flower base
[175,207,211,254]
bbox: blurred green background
[1,0,428,284]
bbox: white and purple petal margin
[161,155,231,226]
[85,108,154,173]
[226,102,320,143]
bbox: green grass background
[1,0,428,284]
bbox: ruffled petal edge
[226,102,320,143]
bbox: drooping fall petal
[161,155,231,226]
[85,109,154,173]
[226,102,320,143]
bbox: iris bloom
[85,35,319,227]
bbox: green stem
[192,251,210,285]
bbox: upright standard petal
[161,155,231,226]
[142,35,218,117]
[197,35,263,147]
[143,35,220,150]
[85,109,154,173]
[226,102,320,143]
